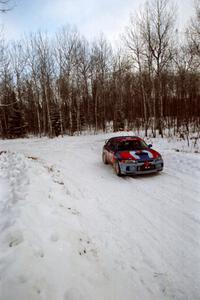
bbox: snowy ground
[0,132,200,300]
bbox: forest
[0,0,200,138]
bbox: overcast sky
[0,0,195,44]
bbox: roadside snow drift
[0,133,200,300]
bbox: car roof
[107,136,142,143]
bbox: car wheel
[102,152,108,164]
[114,161,122,176]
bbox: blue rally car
[102,136,164,176]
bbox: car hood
[117,149,161,161]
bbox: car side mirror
[148,144,152,148]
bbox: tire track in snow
[61,137,200,300]
[0,152,28,250]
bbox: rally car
[102,136,163,176]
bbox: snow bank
[0,152,107,300]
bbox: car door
[105,140,116,164]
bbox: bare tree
[55,26,81,135]
[0,0,13,13]
[186,0,200,64]
[90,35,112,132]
[34,32,54,137]
[25,35,43,136]
[124,0,175,136]
[124,15,150,136]
[10,41,27,104]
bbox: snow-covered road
[0,133,200,300]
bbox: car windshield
[117,140,148,151]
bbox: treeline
[0,0,200,138]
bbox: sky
[0,0,195,45]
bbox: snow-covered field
[0,132,200,300]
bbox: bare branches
[0,0,200,138]
[186,0,200,64]
[0,0,13,13]
[123,0,177,136]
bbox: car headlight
[154,156,162,162]
[121,160,136,164]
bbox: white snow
[0,133,200,300]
